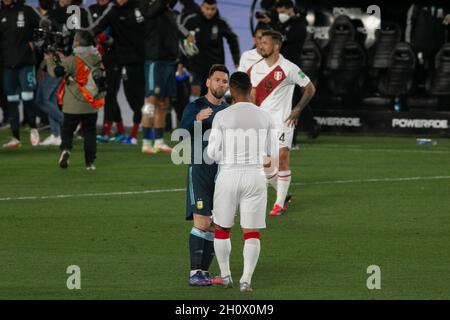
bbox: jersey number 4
[279,132,285,142]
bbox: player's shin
[189,227,206,276]
[240,231,261,286]
[214,228,231,278]
[276,170,292,208]
[201,231,215,272]
[265,167,278,191]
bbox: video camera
[33,19,72,56]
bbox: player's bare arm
[285,82,316,127]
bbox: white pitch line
[301,146,450,154]
[292,175,450,186]
[0,188,185,202]
[0,176,449,202]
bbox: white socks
[265,168,278,191]
[214,238,231,278]
[154,138,164,147]
[276,170,291,207]
[240,238,261,285]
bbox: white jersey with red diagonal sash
[249,54,311,126]
[238,48,263,74]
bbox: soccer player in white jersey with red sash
[249,30,316,216]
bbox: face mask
[278,13,290,24]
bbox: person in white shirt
[237,24,270,73]
[207,71,278,292]
[249,30,316,217]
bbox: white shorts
[212,168,267,229]
[276,124,294,149]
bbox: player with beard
[179,64,230,286]
[249,30,316,216]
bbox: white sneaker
[54,136,62,146]
[239,282,253,292]
[141,140,156,154]
[40,135,61,146]
[86,163,96,170]
[154,139,172,153]
[0,122,10,130]
[30,128,40,146]
[3,138,21,149]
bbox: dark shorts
[3,65,36,100]
[185,163,218,220]
[145,60,176,98]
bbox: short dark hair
[230,72,252,94]
[74,30,95,47]
[208,64,229,78]
[275,0,294,9]
[203,0,216,5]
[253,23,271,36]
[39,0,55,11]
[262,30,283,45]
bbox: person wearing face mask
[257,0,306,67]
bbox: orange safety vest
[57,56,105,109]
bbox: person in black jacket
[48,0,90,33]
[139,0,191,154]
[90,0,142,144]
[0,0,41,148]
[179,0,200,21]
[184,0,240,99]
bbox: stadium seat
[366,22,402,95]
[300,39,322,85]
[327,41,366,97]
[323,15,356,71]
[369,22,402,69]
[407,43,450,111]
[427,43,450,96]
[364,42,416,109]
[378,42,416,96]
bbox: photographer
[0,0,42,149]
[90,0,145,145]
[45,30,103,170]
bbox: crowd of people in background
[0,0,322,160]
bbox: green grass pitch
[0,129,449,300]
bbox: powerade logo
[315,117,362,127]
[392,119,449,129]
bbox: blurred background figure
[184,0,240,99]
[0,0,41,148]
